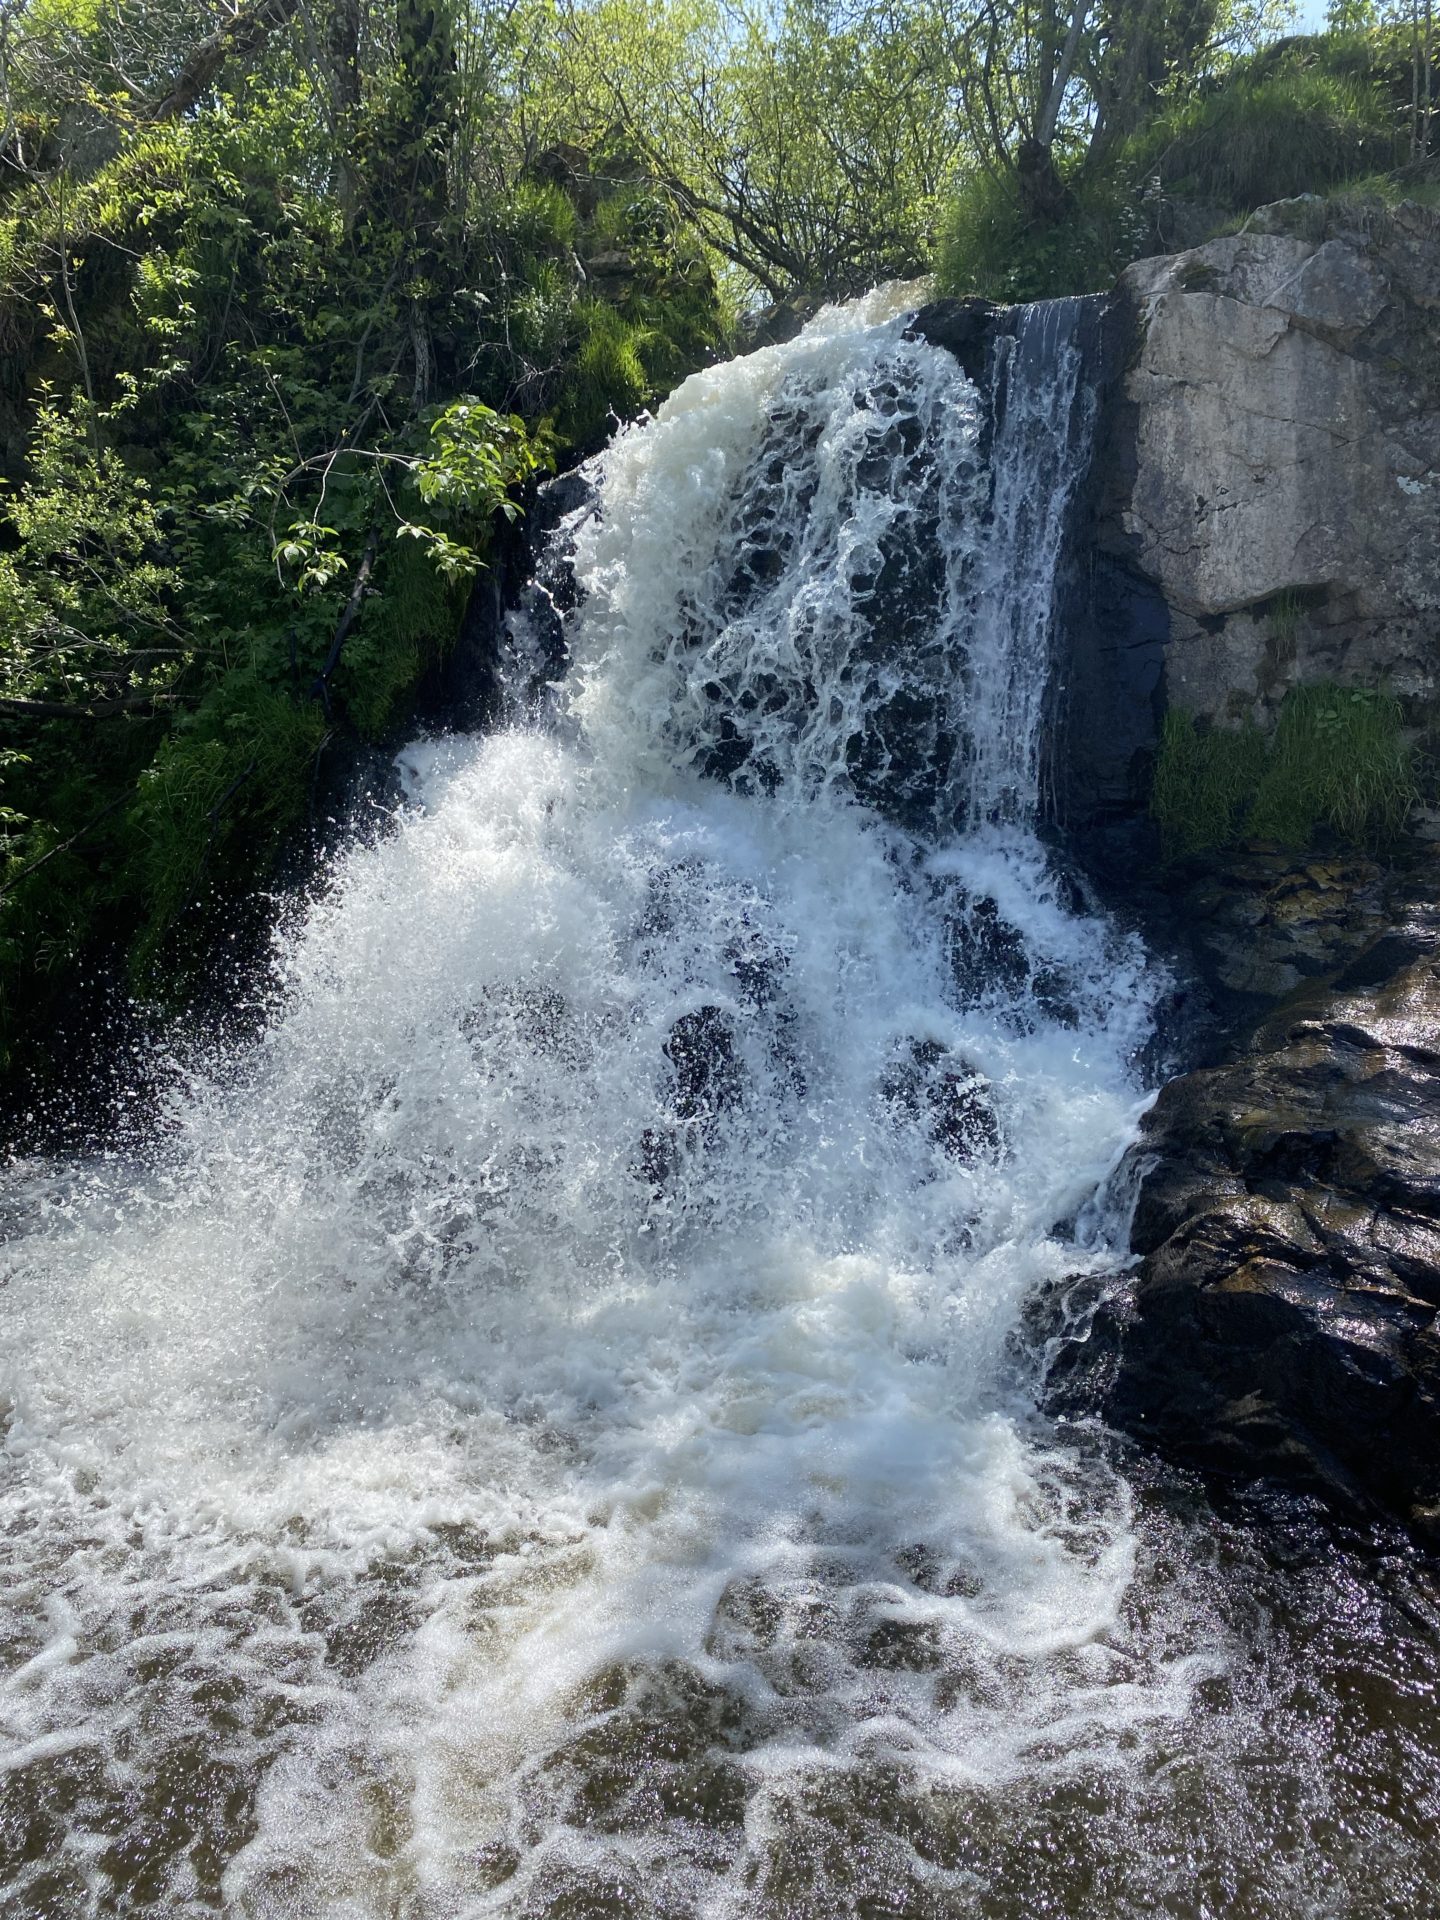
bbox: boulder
[905,298,1004,386]
[1174,849,1389,1004]
[1086,914,1440,1539]
[736,294,829,355]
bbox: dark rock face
[1087,915,1440,1540]
[433,462,600,729]
[905,299,1003,387]
[1054,549,1169,824]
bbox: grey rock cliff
[1050,199,1440,1540]
[1103,199,1440,729]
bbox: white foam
[0,290,1213,1914]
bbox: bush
[0,93,728,1074]
[556,298,652,445]
[1151,684,1417,859]
[127,679,329,980]
[1125,62,1404,213]
[936,165,1146,303]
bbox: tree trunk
[149,0,302,122]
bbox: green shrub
[1152,683,1416,859]
[508,179,581,258]
[1322,170,1440,217]
[935,165,1145,303]
[127,678,329,981]
[556,298,652,444]
[1124,63,1403,214]
[937,31,1424,307]
[338,537,469,740]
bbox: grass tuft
[1152,683,1416,859]
[1127,66,1403,213]
[1151,710,1269,859]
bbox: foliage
[1124,53,1405,212]
[1151,684,1417,858]
[126,676,330,975]
[545,0,960,297]
[1250,682,1417,843]
[0,0,731,1076]
[937,10,1437,301]
[937,161,1149,301]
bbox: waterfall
[0,289,1420,1918]
[952,297,1100,829]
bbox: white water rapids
[4,289,1439,1917]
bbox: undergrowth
[936,164,1146,303]
[1152,683,1417,859]
[1126,64,1403,214]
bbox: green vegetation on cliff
[0,0,729,1070]
[936,7,1439,301]
[1152,684,1418,859]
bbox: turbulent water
[4,289,1440,1918]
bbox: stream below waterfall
[3,287,1439,1918]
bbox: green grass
[935,165,1143,303]
[1152,683,1417,859]
[1151,710,1269,859]
[1125,66,1403,213]
[556,299,652,445]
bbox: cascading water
[952,297,1097,829]
[4,289,1439,1919]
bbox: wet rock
[635,1007,744,1195]
[536,463,600,527]
[428,462,599,729]
[880,1039,998,1164]
[905,298,1003,387]
[1179,850,1389,1004]
[1089,918,1440,1540]
[498,463,602,718]
[948,895,1032,1002]
[694,363,963,832]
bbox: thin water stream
[2,289,1438,1917]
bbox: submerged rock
[1086,915,1440,1540]
[880,1039,999,1164]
